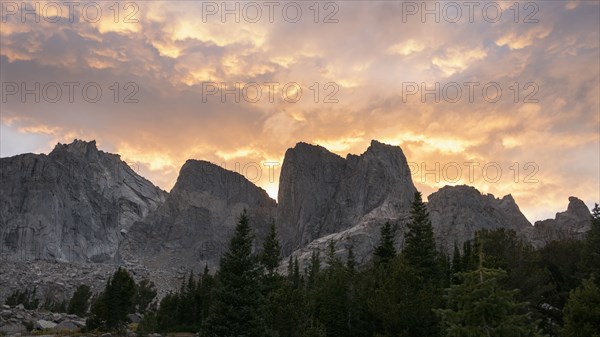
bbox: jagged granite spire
[276,140,417,254]
[523,196,592,247]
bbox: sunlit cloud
[312,136,365,153]
[117,143,177,172]
[432,47,487,77]
[496,25,553,50]
[215,148,257,161]
[388,39,425,56]
[0,0,598,222]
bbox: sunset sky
[1,0,599,222]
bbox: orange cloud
[0,0,598,223]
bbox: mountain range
[0,139,592,296]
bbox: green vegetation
[562,276,600,337]
[67,284,92,316]
[41,295,66,313]
[86,267,137,332]
[132,278,157,314]
[5,287,40,309]
[202,210,266,337]
[28,198,599,337]
[437,266,543,337]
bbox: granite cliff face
[426,187,592,252]
[122,159,277,272]
[276,142,347,254]
[1,138,593,290]
[427,185,532,252]
[0,140,166,263]
[282,184,535,271]
[523,197,592,247]
[277,140,416,254]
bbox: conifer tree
[196,265,215,325]
[562,276,600,337]
[265,278,312,337]
[68,284,92,316]
[462,240,474,271]
[155,292,179,332]
[293,256,302,288]
[288,255,294,279]
[347,245,356,272]
[326,240,341,268]
[177,272,197,330]
[451,243,462,284]
[261,220,282,276]
[437,248,543,337]
[403,191,439,281]
[87,267,136,332]
[133,278,157,314]
[581,203,600,284]
[285,255,302,288]
[310,241,351,337]
[368,257,425,337]
[373,222,396,265]
[5,287,40,309]
[202,210,266,337]
[441,253,452,287]
[307,250,321,289]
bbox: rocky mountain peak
[427,185,532,252]
[277,140,416,253]
[0,139,166,263]
[50,139,100,160]
[366,139,393,151]
[564,196,590,219]
[294,141,333,151]
[122,157,276,272]
[523,197,591,247]
[501,193,515,203]
[172,159,274,205]
[535,196,590,229]
[285,142,344,163]
[360,140,409,163]
[1,138,594,301]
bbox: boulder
[128,313,142,323]
[35,319,57,330]
[51,313,63,322]
[55,320,79,331]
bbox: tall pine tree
[403,191,439,281]
[68,284,92,317]
[87,268,136,332]
[373,222,396,265]
[261,220,282,277]
[202,210,266,337]
[346,245,356,272]
[307,250,321,289]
